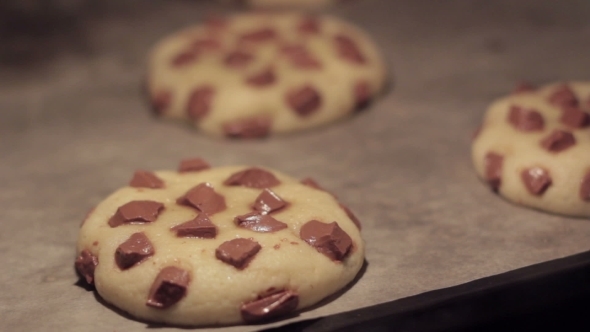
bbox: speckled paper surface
[1,0,590,331]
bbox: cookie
[472,82,590,217]
[146,12,387,138]
[75,158,364,326]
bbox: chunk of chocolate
[339,203,361,230]
[300,220,352,261]
[129,170,165,189]
[115,232,154,270]
[246,68,276,87]
[223,167,280,188]
[507,105,544,132]
[334,34,366,64]
[281,45,321,69]
[241,290,299,323]
[146,266,190,309]
[171,213,217,238]
[224,51,254,68]
[178,157,210,173]
[521,167,552,196]
[354,81,371,110]
[560,106,589,128]
[286,86,321,117]
[150,90,172,116]
[108,200,165,228]
[579,172,590,201]
[484,152,504,192]
[512,81,536,94]
[253,189,287,214]
[300,177,325,191]
[548,84,579,108]
[223,116,272,139]
[235,212,288,233]
[186,86,215,121]
[540,130,576,153]
[75,250,98,285]
[215,238,261,269]
[239,27,277,43]
[297,17,320,34]
[171,50,198,67]
[176,183,226,215]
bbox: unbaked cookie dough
[472,82,590,217]
[75,158,364,326]
[146,12,387,138]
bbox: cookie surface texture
[75,161,364,326]
[472,82,590,217]
[146,12,387,138]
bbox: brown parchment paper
[1,0,590,331]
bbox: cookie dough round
[472,82,590,217]
[75,158,364,326]
[146,12,387,138]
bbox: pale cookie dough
[146,12,387,138]
[472,82,590,217]
[75,158,364,326]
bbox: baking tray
[1,0,590,331]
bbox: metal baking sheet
[1,0,590,331]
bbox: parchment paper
[1,0,590,331]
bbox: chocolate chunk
[146,266,190,309]
[223,167,280,188]
[253,189,287,214]
[224,51,254,68]
[171,213,217,238]
[507,105,544,132]
[215,238,261,269]
[297,17,320,34]
[512,81,536,94]
[186,86,215,121]
[75,250,98,285]
[579,172,590,201]
[286,86,321,117]
[246,68,276,87]
[334,34,366,64]
[300,177,325,191]
[521,167,552,196]
[108,200,165,228]
[241,290,299,323]
[484,152,504,192]
[115,232,154,270]
[235,212,288,233]
[540,130,576,153]
[171,50,198,67]
[239,27,277,43]
[176,183,226,215]
[300,220,352,261]
[560,106,589,128]
[150,90,172,116]
[178,158,210,173]
[281,45,322,69]
[339,203,361,230]
[223,116,272,139]
[354,81,371,110]
[548,84,579,108]
[129,170,165,189]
